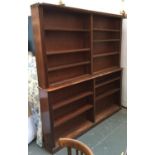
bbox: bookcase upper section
[31,3,123,89]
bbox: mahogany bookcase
[31,3,123,153]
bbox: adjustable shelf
[93,28,120,32]
[93,52,119,58]
[48,61,90,72]
[95,77,120,88]
[93,39,120,42]
[54,104,93,128]
[96,88,120,101]
[53,91,93,110]
[46,48,90,55]
[44,28,89,32]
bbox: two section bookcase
[31,3,123,153]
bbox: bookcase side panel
[31,5,48,88]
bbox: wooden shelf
[93,66,122,77]
[93,28,120,32]
[93,39,120,42]
[93,52,119,58]
[53,91,93,110]
[48,74,91,91]
[44,28,89,32]
[95,77,120,88]
[46,48,90,55]
[96,104,120,123]
[96,88,120,101]
[48,61,90,72]
[55,119,93,146]
[54,104,93,128]
[47,67,122,92]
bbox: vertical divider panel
[90,14,94,74]
[85,80,95,122]
[31,4,49,88]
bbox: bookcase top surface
[31,3,123,18]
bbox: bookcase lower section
[39,70,122,153]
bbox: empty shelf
[48,61,90,72]
[95,77,121,88]
[44,28,89,32]
[93,28,120,32]
[93,52,119,58]
[93,66,122,77]
[96,104,120,123]
[48,74,91,92]
[53,91,93,110]
[46,48,90,55]
[96,88,120,101]
[93,39,120,42]
[54,104,93,128]
[54,119,93,148]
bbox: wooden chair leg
[67,147,72,155]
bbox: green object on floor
[29,109,127,155]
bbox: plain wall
[121,19,127,107]
[28,0,127,107]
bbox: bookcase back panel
[49,80,92,103]
[93,55,119,72]
[47,52,89,68]
[93,15,121,29]
[48,66,89,84]
[45,31,89,51]
[93,42,119,54]
[94,31,120,40]
[43,8,89,29]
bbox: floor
[29,108,127,155]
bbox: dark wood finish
[54,104,93,128]
[46,48,90,55]
[93,52,119,58]
[53,91,93,110]
[95,77,120,88]
[93,28,120,32]
[48,61,90,72]
[44,28,89,32]
[39,88,55,152]
[31,5,48,88]
[55,114,93,142]
[93,39,120,42]
[31,3,123,153]
[96,88,120,101]
[96,103,120,123]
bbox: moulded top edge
[31,3,123,18]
